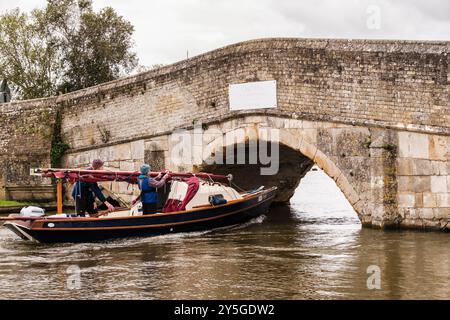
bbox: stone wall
[397,132,450,229]
[58,38,449,156]
[0,99,56,202]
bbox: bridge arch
[197,116,366,224]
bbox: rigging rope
[231,180,247,193]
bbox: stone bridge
[0,38,449,230]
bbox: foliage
[50,110,69,167]
[0,9,60,99]
[381,143,397,153]
[51,140,70,167]
[363,138,372,149]
[97,124,111,143]
[0,0,138,99]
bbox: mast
[56,179,63,214]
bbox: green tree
[0,0,138,100]
[0,9,60,99]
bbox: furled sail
[31,168,231,184]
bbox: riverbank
[0,200,29,207]
[0,203,74,215]
[0,201,33,215]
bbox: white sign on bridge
[228,80,277,111]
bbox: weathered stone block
[300,128,317,145]
[131,140,145,159]
[284,119,303,129]
[399,176,431,193]
[423,192,437,208]
[302,120,317,129]
[335,174,360,205]
[439,162,450,175]
[244,115,267,126]
[397,158,413,176]
[429,135,450,161]
[370,176,384,189]
[410,159,432,175]
[299,139,317,160]
[114,143,132,161]
[398,192,415,208]
[266,117,286,128]
[415,193,423,207]
[436,193,450,207]
[332,127,370,158]
[398,132,429,159]
[398,158,439,176]
[313,149,342,181]
[279,129,301,150]
[418,208,434,220]
[119,161,135,171]
[430,175,448,193]
[422,218,440,230]
[244,126,258,143]
[433,208,450,219]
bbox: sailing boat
[0,168,277,243]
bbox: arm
[148,174,169,188]
[131,172,169,205]
[71,182,78,199]
[131,193,141,206]
[90,183,107,203]
[91,182,115,211]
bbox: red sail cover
[38,169,228,184]
[43,170,140,183]
[179,177,200,210]
[162,177,200,213]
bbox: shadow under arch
[199,126,364,223]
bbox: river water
[0,169,449,300]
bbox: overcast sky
[1,0,449,67]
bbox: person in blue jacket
[132,164,169,215]
[72,159,115,216]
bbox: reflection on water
[0,169,449,299]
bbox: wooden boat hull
[4,188,277,243]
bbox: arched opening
[200,142,314,203]
[199,133,364,224]
[291,165,360,226]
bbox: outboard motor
[19,206,45,217]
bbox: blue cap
[140,164,151,175]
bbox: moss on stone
[50,109,69,167]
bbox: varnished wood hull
[4,188,277,243]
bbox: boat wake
[0,213,269,253]
[106,214,268,247]
[224,214,267,231]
